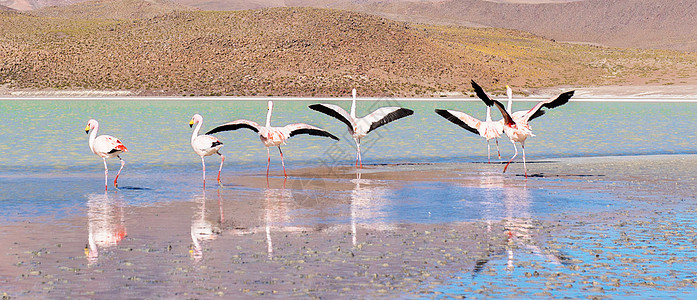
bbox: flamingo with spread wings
[435,104,503,163]
[308,89,413,168]
[471,80,574,177]
[207,101,339,177]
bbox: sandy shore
[3,84,697,99]
[1,155,696,298]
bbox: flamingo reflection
[350,170,394,247]
[190,189,225,261]
[262,180,298,259]
[86,192,127,264]
[473,176,569,274]
[502,184,570,271]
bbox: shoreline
[2,96,697,102]
[3,85,697,100]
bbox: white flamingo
[85,119,128,191]
[435,105,503,163]
[189,114,225,187]
[308,89,414,168]
[471,80,574,177]
[207,101,339,177]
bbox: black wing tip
[470,80,495,106]
[543,90,575,109]
[327,132,340,140]
[205,123,259,135]
[307,103,353,129]
[435,108,453,119]
[389,107,415,119]
[559,90,575,101]
[366,108,414,133]
[290,128,340,141]
[433,109,479,135]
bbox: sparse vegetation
[1,4,696,96]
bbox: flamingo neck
[191,120,202,144]
[88,123,98,153]
[350,94,356,119]
[507,96,513,113]
[485,106,493,122]
[265,106,272,127]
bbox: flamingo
[435,105,503,163]
[85,119,128,191]
[189,114,225,187]
[308,89,414,168]
[206,101,339,177]
[471,80,574,177]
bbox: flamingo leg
[503,142,518,174]
[521,143,527,178]
[102,158,108,191]
[114,155,125,189]
[201,156,206,188]
[266,147,271,178]
[217,153,225,187]
[278,146,287,178]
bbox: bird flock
[85,81,574,190]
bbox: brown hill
[2,7,696,96]
[6,0,697,51]
[0,0,82,11]
[343,0,697,52]
[30,0,196,19]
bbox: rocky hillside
[341,0,697,52]
[4,0,697,52]
[29,0,196,18]
[1,5,696,96]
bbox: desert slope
[4,0,696,51]
[30,0,196,18]
[1,6,696,97]
[344,0,697,52]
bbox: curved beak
[189,120,194,128]
[84,125,90,134]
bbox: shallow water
[1,98,696,298]
[1,99,696,172]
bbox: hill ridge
[29,0,197,19]
[1,7,696,96]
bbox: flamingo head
[352,88,357,98]
[189,114,202,128]
[267,100,273,111]
[506,85,512,99]
[85,119,97,134]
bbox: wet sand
[1,155,697,298]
